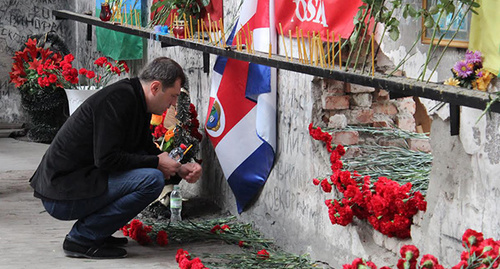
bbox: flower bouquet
[59,55,129,115]
[150,89,202,162]
[61,56,129,91]
[444,50,495,91]
[9,37,69,142]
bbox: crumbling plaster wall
[2,0,499,267]
[87,0,500,267]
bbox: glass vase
[100,3,112,22]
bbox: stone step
[0,129,25,138]
[0,123,25,138]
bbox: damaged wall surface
[1,0,499,267]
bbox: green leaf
[408,5,418,17]
[389,27,400,41]
[200,0,210,7]
[428,5,439,15]
[445,3,455,15]
[424,16,434,28]
[402,5,409,19]
[151,0,167,11]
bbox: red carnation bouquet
[61,55,129,90]
[10,38,129,93]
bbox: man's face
[151,78,181,114]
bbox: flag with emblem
[205,0,277,213]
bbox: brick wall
[319,78,430,152]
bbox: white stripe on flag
[215,106,262,178]
[210,70,222,97]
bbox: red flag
[275,0,364,42]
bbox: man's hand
[157,152,181,179]
[178,162,202,183]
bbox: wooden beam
[52,10,500,114]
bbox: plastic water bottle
[168,144,187,162]
[170,185,182,222]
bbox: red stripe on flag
[208,58,255,147]
[275,0,364,42]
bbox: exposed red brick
[407,138,432,152]
[323,95,350,110]
[396,114,416,132]
[396,97,416,115]
[346,109,374,124]
[346,83,375,93]
[350,93,373,107]
[378,138,407,147]
[373,89,390,102]
[332,130,359,145]
[372,121,390,128]
[322,79,345,95]
[372,102,398,115]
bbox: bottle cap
[173,184,180,190]
[180,144,187,150]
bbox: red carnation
[79,68,87,75]
[313,178,320,185]
[257,249,270,260]
[94,56,107,67]
[420,254,442,269]
[462,229,484,248]
[210,224,222,234]
[400,245,419,261]
[321,179,332,193]
[86,70,95,79]
[156,230,168,246]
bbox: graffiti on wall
[0,0,73,123]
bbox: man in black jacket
[30,57,202,259]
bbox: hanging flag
[469,0,500,76]
[205,0,277,213]
[275,0,364,41]
[96,0,143,60]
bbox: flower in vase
[62,56,129,90]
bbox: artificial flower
[453,60,473,78]
[465,50,482,64]
[446,50,493,90]
[444,77,460,86]
[9,38,67,94]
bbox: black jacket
[30,78,162,200]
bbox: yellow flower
[444,78,460,87]
[150,114,163,126]
[474,70,494,91]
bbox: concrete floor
[0,138,238,269]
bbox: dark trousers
[42,168,164,245]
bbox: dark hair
[139,57,186,90]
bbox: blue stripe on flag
[213,19,238,75]
[245,63,271,101]
[227,142,275,213]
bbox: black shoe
[63,236,127,259]
[103,236,128,246]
